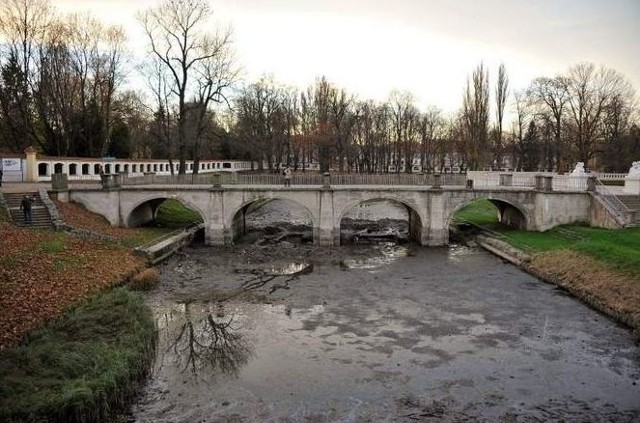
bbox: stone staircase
[3,191,54,228]
[618,195,640,226]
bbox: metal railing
[113,171,597,192]
[119,172,469,187]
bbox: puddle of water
[235,261,313,276]
[341,243,409,270]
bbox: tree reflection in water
[167,303,253,378]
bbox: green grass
[39,234,67,253]
[452,199,640,277]
[120,227,174,248]
[0,288,156,422]
[154,199,203,228]
[453,199,500,226]
[499,225,640,276]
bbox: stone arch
[227,196,316,244]
[123,194,206,228]
[337,196,426,245]
[447,196,530,230]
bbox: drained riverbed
[131,241,640,422]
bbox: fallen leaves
[0,202,149,350]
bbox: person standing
[283,166,292,187]
[0,166,3,187]
[20,195,34,224]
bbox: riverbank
[0,200,164,421]
[457,200,640,339]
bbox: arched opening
[126,198,205,241]
[339,199,422,245]
[81,164,90,175]
[449,198,527,241]
[68,163,77,175]
[54,163,63,174]
[230,198,313,245]
[38,163,49,176]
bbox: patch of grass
[154,199,203,228]
[453,200,640,277]
[0,287,156,422]
[119,227,174,248]
[39,235,67,253]
[498,225,640,277]
[452,199,499,226]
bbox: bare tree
[493,63,509,169]
[511,90,531,170]
[462,62,490,170]
[527,76,569,172]
[139,0,236,174]
[561,63,634,168]
[0,0,52,149]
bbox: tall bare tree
[527,76,569,172]
[560,63,635,168]
[139,0,236,174]
[0,0,52,149]
[493,63,509,169]
[462,62,490,170]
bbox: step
[3,192,53,228]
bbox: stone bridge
[65,184,594,246]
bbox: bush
[0,288,156,422]
[129,268,160,291]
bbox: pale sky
[55,0,640,113]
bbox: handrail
[593,179,631,225]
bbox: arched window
[38,163,49,176]
[105,164,112,174]
[82,164,90,175]
[54,163,63,174]
[69,163,78,175]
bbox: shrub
[129,267,160,291]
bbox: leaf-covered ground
[0,201,152,350]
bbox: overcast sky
[55,0,640,113]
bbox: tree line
[1,0,638,174]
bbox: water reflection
[164,302,253,378]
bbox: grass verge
[0,287,156,422]
[453,199,640,277]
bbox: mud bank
[131,242,640,422]
[473,234,640,339]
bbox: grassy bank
[154,198,203,228]
[0,288,156,422]
[454,199,640,335]
[453,199,640,277]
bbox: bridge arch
[227,196,316,244]
[447,195,530,230]
[337,196,426,245]
[123,194,206,228]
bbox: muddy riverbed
[130,202,640,422]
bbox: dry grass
[128,267,160,291]
[528,250,640,336]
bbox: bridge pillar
[205,188,226,246]
[316,190,336,246]
[424,191,448,246]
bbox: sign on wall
[1,158,22,171]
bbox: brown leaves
[0,214,146,350]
